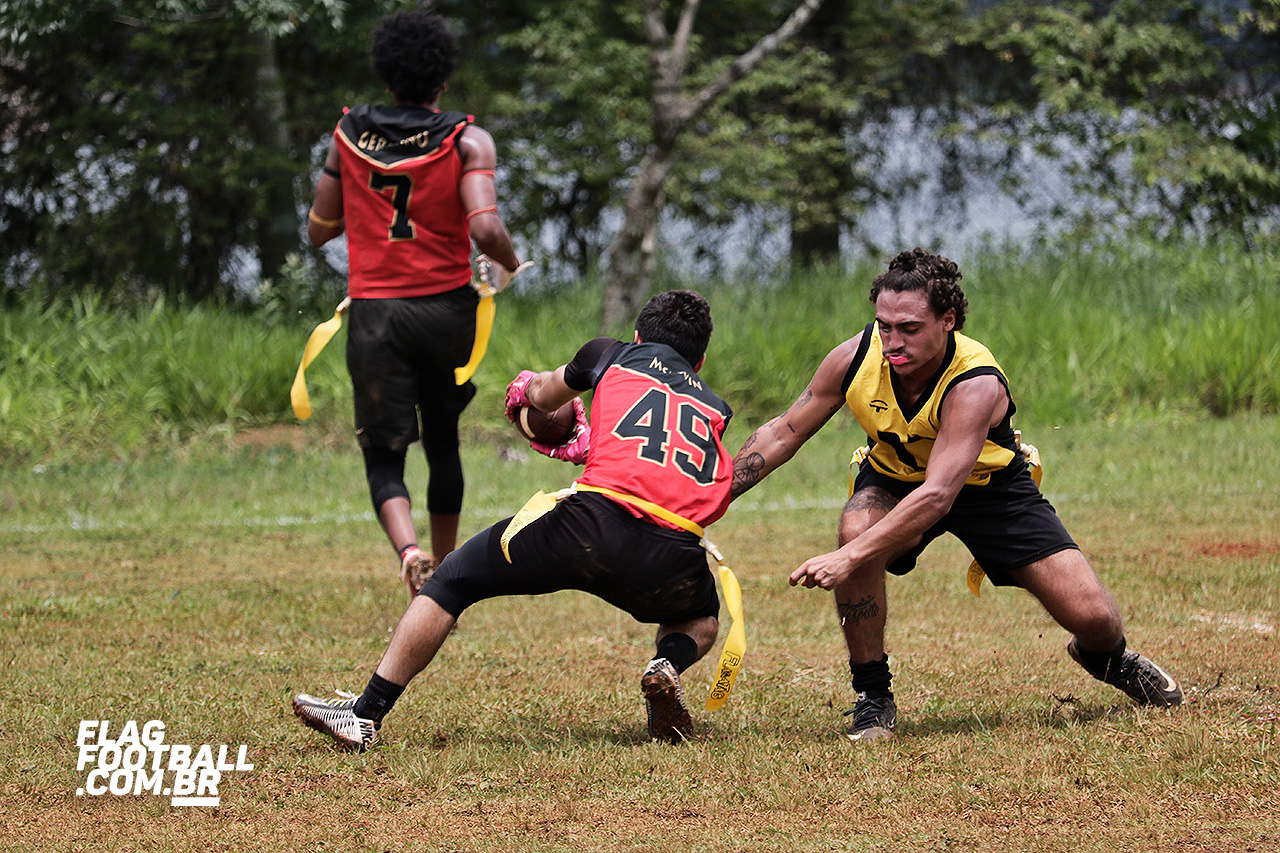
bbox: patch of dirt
[230,424,345,452]
[1191,541,1280,559]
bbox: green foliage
[967,0,1280,242]
[0,0,381,299]
[3,236,1278,465]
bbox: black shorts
[345,288,479,452]
[420,492,721,624]
[853,461,1078,586]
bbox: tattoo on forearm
[837,595,880,627]
[731,452,766,498]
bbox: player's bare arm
[790,374,1006,590]
[458,126,520,272]
[308,138,345,247]
[730,336,863,500]
[524,366,579,413]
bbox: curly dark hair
[868,247,968,330]
[635,290,714,365]
[371,8,458,104]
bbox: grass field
[3,410,1278,851]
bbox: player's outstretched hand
[476,255,534,296]
[504,370,538,423]
[530,397,590,465]
[789,548,855,590]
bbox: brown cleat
[641,658,692,743]
[400,548,438,599]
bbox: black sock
[655,632,699,674]
[353,673,404,723]
[1073,635,1126,678]
[850,654,893,697]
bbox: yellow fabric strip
[454,293,495,385]
[499,489,561,562]
[290,297,351,420]
[572,483,745,711]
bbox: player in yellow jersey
[731,248,1181,742]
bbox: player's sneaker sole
[641,659,692,743]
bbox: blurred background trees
[2,0,1276,310]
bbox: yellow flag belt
[499,482,746,711]
[291,297,350,420]
[291,266,511,419]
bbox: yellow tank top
[842,323,1019,485]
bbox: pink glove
[504,370,538,423]
[530,397,591,464]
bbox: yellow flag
[704,551,745,712]
[454,293,496,385]
[500,489,560,562]
[290,298,350,420]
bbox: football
[514,401,576,445]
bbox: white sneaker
[292,690,378,752]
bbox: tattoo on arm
[837,595,880,627]
[731,452,766,499]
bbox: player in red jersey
[306,9,524,598]
[293,291,733,749]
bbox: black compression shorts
[853,461,1079,586]
[345,287,479,453]
[419,492,721,624]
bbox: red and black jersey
[569,340,734,531]
[334,104,474,299]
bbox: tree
[963,0,1280,243]
[601,0,825,329]
[0,0,370,300]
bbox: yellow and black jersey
[842,322,1021,485]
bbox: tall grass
[2,236,1277,464]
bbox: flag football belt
[291,297,350,420]
[290,271,503,420]
[500,482,745,712]
[846,433,1044,597]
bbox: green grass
[3,235,1279,464]
[2,413,1278,851]
[2,236,1279,848]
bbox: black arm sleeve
[563,337,625,392]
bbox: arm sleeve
[564,337,625,392]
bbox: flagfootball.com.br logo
[76,720,253,807]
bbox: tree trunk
[244,28,295,284]
[600,0,826,332]
[602,150,674,330]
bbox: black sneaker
[844,692,897,742]
[1067,638,1183,707]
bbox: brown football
[514,402,576,445]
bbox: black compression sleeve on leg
[364,446,410,512]
[421,421,464,515]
